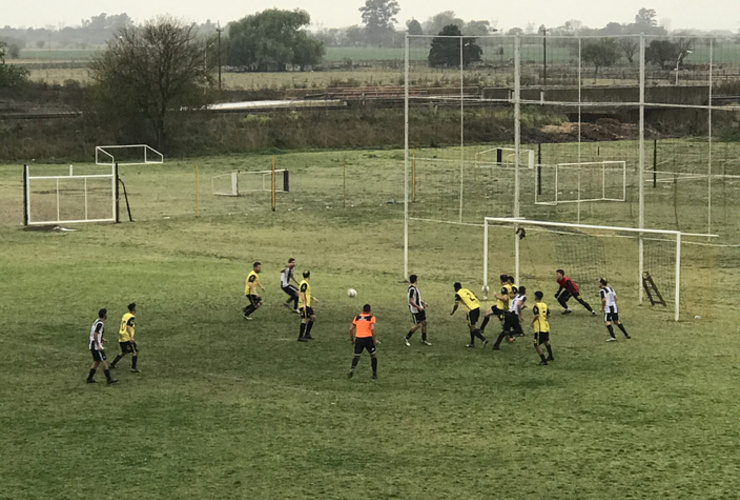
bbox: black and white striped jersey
[600,286,618,312]
[89,319,104,349]
[280,267,294,288]
[408,285,422,314]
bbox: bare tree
[89,16,213,149]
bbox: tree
[428,24,482,68]
[424,11,464,36]
[406,18,423,36]
[359,0,400,46]
[0,41,30,88]
[465,20,493,36]
[581,39,620,80]
[645,39,679,68]
[635,8,657,27]
[227,9,324,71]
[89,17,213,149]
[617,38,639,64]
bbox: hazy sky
[6,0,740,32]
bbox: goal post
[535,161,627,205]
[24,163,118,225]
[211,169,290,197]
[481,217,718,322]
[95,144,164,166]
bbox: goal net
[211,169,290,197]
[95,144,164,166]
[475,147,535,170]
[535,161,627,205]
[24,164,117,225]
[483,217,683,321]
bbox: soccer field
[2,148,740,499]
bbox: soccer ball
[347,288,357,298]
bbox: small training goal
[95,144,164,166]
[211,169,290,197]
[534,161,627,205]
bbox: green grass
[2,145,740,499]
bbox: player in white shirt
[492,286,527,350]
[280,258,300,313]
[85,308,118,385]
[404,275,431,346]
[599,278,631,341]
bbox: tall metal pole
[577,38,582,224]
[483,219,489,298]
[403,34,410,279]
[708,38,713,237]
[217,22,223,91]
[543,28,547,87]
[459,36,465,223]
[638,34,646,305]
[514,34,521,285]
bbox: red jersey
[557,276,579,294]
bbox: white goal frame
[211,169,289,197]
[534,161,627,205]
[95,144,164,166]
[475,147,535,170]
[24,164,117,225]
[482,217,706,321]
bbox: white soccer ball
[347,288,357,298]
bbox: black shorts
[559,290,573,302]
[534,332,550,345]
[503,312,522,334]
[282,285,298,298]
[301,306,315,319]
[605,310,619,322]
[467,308,481,327]
[120,341,137,354]
[411,310,426,324]
[490,306,505,319]
[91,347,107,362]
[354,337,376,355]
[247,294,262,307]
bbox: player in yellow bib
[110,302,139,373]
[532,291,554,366]
[480,274,513,334]
[297,270,319,342]
[450,282,488,348]
[243,262,266,320]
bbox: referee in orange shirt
[348,304,379,379]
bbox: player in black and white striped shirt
[599,278,631,341]
[85,308,117,385]
[493,286,527,350]
[404,275,431,346]
[280,258,300,313]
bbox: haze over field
[5,0,740,32]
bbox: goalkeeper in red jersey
[555,269,596,315]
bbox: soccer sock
[546,345,553,358]
[480,316,490,331]
[104,369,113,382]
[299,323,306,339]
[579,298,594,312]
[244,305,256,316]
[110,354,123,367]
[469,331,475,345]
[421,328,427,341]
[87,368,96,381]
[539,353,547,362]
[617,323,629,335]
[351,356,360,370]
[607,324,616,338]
[371,357,378,374]
[494,331,507,348]
[474,329,486,341]
[132,356,138,370]
[406,329,415,340]
[293,297,299,309]
[305,321,314,337]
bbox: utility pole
[541,26,547,87]
[216,22,223,91]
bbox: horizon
[3,1,740,33]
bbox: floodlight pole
[217,22,223,91]
[708,39,713,237]
[514,34,521,285]
[403,34,410,279]
[638,34,646,305]
[459,36,464,224]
